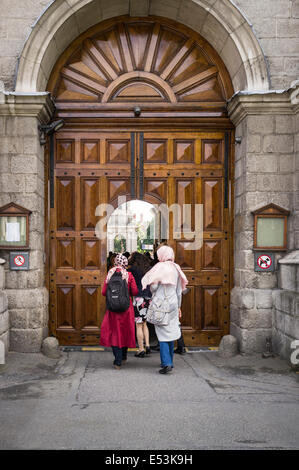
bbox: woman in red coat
[100,253,138,369]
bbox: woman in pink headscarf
[141,245,188,374]
[100,253,138,369]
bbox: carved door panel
[50,131,134,345]
[142,131,231,346]
[49,129,231,346]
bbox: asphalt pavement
[0,349,299,450]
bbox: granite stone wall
[0,258,9,352]
[0,113,49,352]
[295,105,299,248]
[228,90,298,353]
[0,0,298,354]
[0,0,298,92]
[272,251,299,360]
[234,0,299,89]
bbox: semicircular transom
[102,71,177,103]
[49,17,233,106]
[113,82,164,102]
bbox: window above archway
[49,17,233,112]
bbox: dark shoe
[174,348,186,355]
[134,351,145,358]
[145,346,151,355]
[159,366,172,374]
[151,344,160,351]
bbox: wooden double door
[49,128,232,346]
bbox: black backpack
[106,271,130,313]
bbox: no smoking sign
[9,251,29,270]
[14,255,25,266]
[254,252,275,272]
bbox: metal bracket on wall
[224,132,229,209]
[139,132,144,200]
[130,132,135,198]
[50,133,55,209]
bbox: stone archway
[46,15,233,113]
[23,10,236,347]
[15,0,269,94]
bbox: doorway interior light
[107,200,158,254]
[38,119,65,145]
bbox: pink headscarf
[141,245,188,291]
[106,253,129,283]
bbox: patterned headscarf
[106,253,129,283]
[115,253,128,268]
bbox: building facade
[0,0,298,358]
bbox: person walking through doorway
[128,252,152,358]
[141,245,188,374]
[100,253,138,369]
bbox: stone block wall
[228,91,297,353]
[0,258,9,352]
[0,1,297,355]
[235,0,299,89]
[0,0,298,92]
[245,113,295,249]
[0,102,51,352]
[0,0,50,91]
[272,251,299,360]
[295,108,299,249]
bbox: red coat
[100,270,138,348]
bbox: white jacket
[150,268,182,342]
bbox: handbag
[146,285,171,326]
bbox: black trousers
[112,346,128,366]
[177,329,185,351]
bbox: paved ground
[0,349,299,450]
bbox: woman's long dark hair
[128,252,152,276]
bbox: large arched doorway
[47,16,234,347]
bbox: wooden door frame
[44,13,236,344]
[45,119,235,343]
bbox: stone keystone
[42,337,60,359]
[218,335,238,358]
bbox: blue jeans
[159,341,174,367]
[112,346,128,366]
